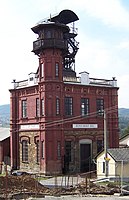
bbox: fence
[0,169,122,199]
[0,170,97,199]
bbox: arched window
[22,140,28,162]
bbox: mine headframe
[36,9,79,71]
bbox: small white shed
[97,148,129,179]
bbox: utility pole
[121,160,123,195]
[104,110,109,177]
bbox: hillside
[0,104,129,132]
[119,108,129,135]
[119,108,129,117]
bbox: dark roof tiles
[108,148,129,162]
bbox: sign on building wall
[73,124,98,128]
[20,124,39,130]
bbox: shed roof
[108,148,129,162]
[0,128,10,141]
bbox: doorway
[80,143,91,172]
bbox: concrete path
[39,175,84,188]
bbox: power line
[44,105,118,128]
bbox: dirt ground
[0,175,121,199]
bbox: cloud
[3,0,129,30]
[58,0,129,30]
[118,75,129,108]
[117,40,129,50]
[0,0,129,108]
[83,0,129,29]
[75,32,112,78]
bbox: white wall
[97,152,115,179]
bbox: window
[41,98,44,116]
[96,99,104,115]
[29,77,33,81]
[41,141,44,159]
[45,30,52,38]
[22,140,28,162]
[22,100,27,118]
[36,140,40,163]
[65,141,72,162]
[65,97,73,116]
[57,141,61,159]
[56,98,60,115]
[103,162,105,173]
[55,63,59,77]
[36,98,40,117]
[81,98,89,116]
[41,63,44,77]
[97,140,103,153]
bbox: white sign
[73,124,98,129]
[20,124,39,130]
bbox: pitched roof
[0,128,10,141]
[119,134,129,146]
[108,148,129,162]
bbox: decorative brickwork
[19,131,40,172]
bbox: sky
[1,0,129,108]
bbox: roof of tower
[31,10,79,34]
[36,9,79,25]
[48,9,79,24]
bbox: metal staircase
[64,31,79,70]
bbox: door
[80,143,91,172]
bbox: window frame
[57,141,61,160]
[45,30,52,38]
[65,97,73,116]
[41,140,44,159]
[22,99,27,118]
[41,98,44,116]
[81,98,89,116]
[56,98,60,115]
[65,141,72,162]
[103,161,105,173]
[36,98,40,117]
[97,140,104,153]
[22,140,28,162]
[96,99,104,115]
[36,140,40,163]
[55,62,59,77]
[41,63,44,78]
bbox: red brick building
[9,10,119,174]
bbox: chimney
[80,71,90,85]
[112,77,117,87]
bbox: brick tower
[31,10,79,173]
